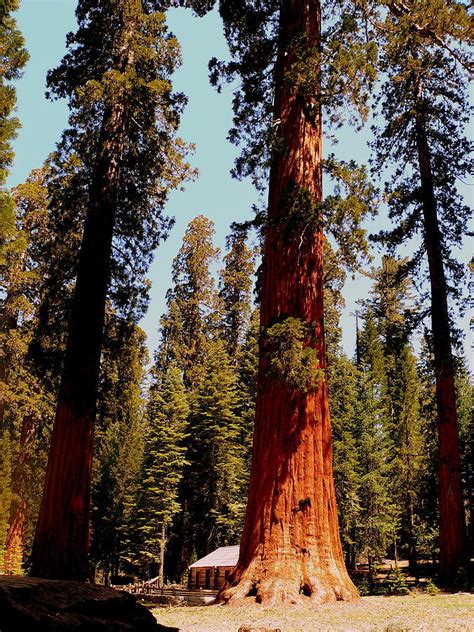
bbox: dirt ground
[153,592,474,631]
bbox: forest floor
[152,592,474,631]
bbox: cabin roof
[188,545,239,569]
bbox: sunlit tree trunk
[415,112,466,584]
[219,0,358,605]
[3,414,36,574]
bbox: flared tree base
[217,554,359,606]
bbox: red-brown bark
[30,97,128,580]
[3,500,26,575]
[415,115,466,583]
[218,0,357,606]
[3,415,36,574]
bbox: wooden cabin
[188,545,239,590]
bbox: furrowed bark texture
[30,99,128,581]
[415,116,466,583]
[218,0,358,606]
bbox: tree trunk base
[217,556,359,606]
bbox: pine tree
[323,240,362,570]
[0,0,28,299]
[369,256,426,571]
[356,309,397,574]
[31,0,193,580]
[219,229,255,361]
[372,0,472,582]
[91,322,148,585]
[322,239,347,366]
[156,215,221,580]
[135,362,189,585]
[188,338,246,556]
[393,345,425,570]
[329,352,361,571]
[235,308,259,484]
[159,215,221,389]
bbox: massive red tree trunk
[415,114,466,583]
[218,0,357,605]
[30,99,128,580]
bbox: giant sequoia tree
[200,0,378,604]
[373,0,472,582]
[31,0,192,580]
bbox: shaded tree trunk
[159,524,166,587]
[30,98,128,581]
[218,0,357,605]
[415,113,466,583]
[406,493,417,574]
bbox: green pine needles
[263,317,323,392]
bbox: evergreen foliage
[0,0,28,263]
[372,2,471,305]
[235,308,259,480]
[159,215,221,389]
[264,317,323,392]
[136,362,189,581]
[372,0,471,582]
[155,217,252,581]
[188,338,246,556]
[329,352,361,570]
[330,257,431,574]
[205,0,378,186]
[356,309,398,572]
[91,322,148,584]
[0,164,70,573]
[219,229,255,360]
[45,0,195,318]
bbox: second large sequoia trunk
[218,0,358,605]
[30,99,127,581]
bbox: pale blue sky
[9,1,472,364]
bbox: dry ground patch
[153,593,474,631]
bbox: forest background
[1,0,472,590]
